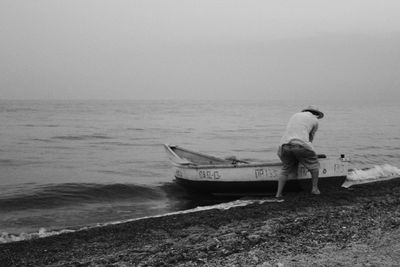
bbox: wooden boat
[164,144,349,195]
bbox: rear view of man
[275,106,324,198]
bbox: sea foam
[0,228,75,244]
[347,164,400,180]
[342,164,400,188]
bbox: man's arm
[309,123,318,142]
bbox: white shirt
[279,111,319,151]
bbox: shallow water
[1,99,399,242]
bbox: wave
[89,141,158,147]
[0,197,278,244]
[31,138,55,143]
[0,159,41,167]
[52,134,112,141]
[23,124,60,128]
[126,127,145,131]
[0,107,39,113]
[0,183,172,212]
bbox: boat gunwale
[172,161,283,169]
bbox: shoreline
[1,178,400,266]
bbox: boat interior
[165,145,231,165]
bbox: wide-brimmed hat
[302,105,324,119]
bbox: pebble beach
[1,178,400,266]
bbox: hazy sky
[1,0,400,101]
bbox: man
[275,106,324,198]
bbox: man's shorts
[278,143,320,176]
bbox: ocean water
[1,99,399,243]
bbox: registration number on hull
[198,170,221,180]
[255,168,280,179]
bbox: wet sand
[1,178,400,266]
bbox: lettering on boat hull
[254,168,280,179]
[198,170,221,180]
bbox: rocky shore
[2,178,400,266]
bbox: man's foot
[311,188,321,195]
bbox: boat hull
[175,175,347,194]
[165,144,349,195]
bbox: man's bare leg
[310,169,320,195]
[275,174,287,198]
[275,172,296,198]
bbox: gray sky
[1,0,400,101]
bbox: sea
[1,99,400,243]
